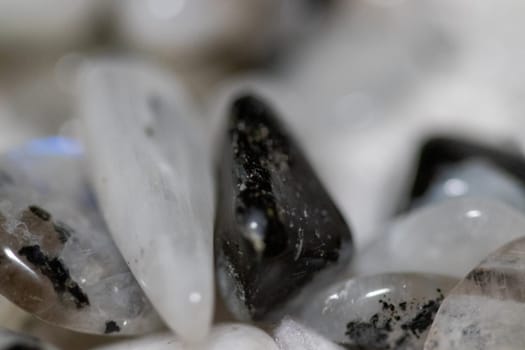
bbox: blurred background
[0,0,524,348]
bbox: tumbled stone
[0,137,162,335]
[295,273,456,350]
[0,328,57,350]
[274,318,344,350]
[92,324,279,350]
[215,93,353,320]
[78,61,215,342]
[353,198,525,278]
[424,236,525,350]
[400,136,525,213]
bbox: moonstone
[92,324,279,350]
[0,328,57,350]
[0,137,162,334]
[353,198,525,278]
[78,62,215,342]
[273,318,344,350]
[215,93,353,320]
[295,273,456,350]
[400,136,525,213]
[424,236,525,350]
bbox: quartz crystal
[354,198,525,278]
[78,62,215,342]
[400,136,525,213]
[215,93,353,320]
[424,236,525,350]
[273,318,344,350]
[0,137,162,335]
[295,273,456,350]
[0,328,57,350]
[93,324,279,350]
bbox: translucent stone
[215,93,353,321]
[425,236,525,350]
[294,273,456,350]
[353,198,525,278]
[78,61,215,342]
[414,159,525,212]
[401,136,525,214]
[0,137,162,334]
[92,324,279,350]
[0,328,57,349]
[273,318,344,350]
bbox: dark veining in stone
[215,93,353,320]
[399,136,525,213]
[104,321,121,334]
[53,221,73,244]
[341,290,444,350]
[28,206,51,222]
[18,245,90,309]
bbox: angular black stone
[215,93,353,320]
[399,136,525,213]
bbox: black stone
[398,136,525,213]
[215,93,353,320]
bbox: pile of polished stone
[1,1,525,350]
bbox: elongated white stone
[0,137,163,335]
[92,324,278,350]
[0,328,58,350]
[424,236,525,350]
[295,273,457,350]
[353,198,525,278]
[78,61,215,342]
[274,318,344,350]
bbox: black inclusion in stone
[215,93,353,320]
[18,245,90,309]
[398,136,525,213]
[104,321,121,334]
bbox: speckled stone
[400,136,525,213]
[0,328,57,350]
[0,137,162,335]
[295,273,457,350]
[424,236,525,350]
[215,93,353,321]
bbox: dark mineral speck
[104,321,121,334]
[215,93,353,320]
[28,206,51,221]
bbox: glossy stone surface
[0,137,163,335]
[78,61,215,342]
[274,318,344,350]
[215,93,353,320]
[295,273,456,350]
[414,158,525,212]
[93,324,279,350]
[0,328,57,350]
[400,136,525,213]
[424,236,525,350]
[354,198,525,278]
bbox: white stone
[294,273,456,350]
[353,198,525,278]
[424,236,525,349]
[92,324,278,350]
[414,159,525,212]
[273,318,344,350]
[77,61,215,342]
[0,137,162,335]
